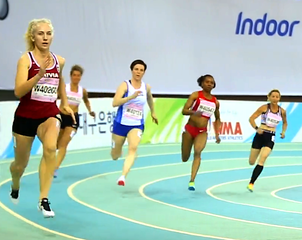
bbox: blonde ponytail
[24,18,54,51]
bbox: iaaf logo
[208,121,243,141]
[235,12,300,37]
[0,0,9,20]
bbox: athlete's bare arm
[146,84,155,114]
[249,104,267,129]
[56,55,68,106]
[281,108,287,136]
[83,88,92,113]
[112,81,140,107]
[14,53,43,98]
[213,100,221,134]
[182,91,199,115]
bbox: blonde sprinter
[10,18,75,218]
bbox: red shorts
[184,124,207,138]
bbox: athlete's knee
[111,150,121,160]
[249,157,256,165]
[128,145,138,155]
[111,139,122,160]
[12,150,30,171]
[249,149,260,165]
[193,149,202,161]
[43,143,57,158]
[182,153,190,162]
[194,145,204,157]
[258,156,268,166]
[10,161,27,174]
[127,146,140,158]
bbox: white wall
[1,0,302,95]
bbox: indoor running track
[0,143,301,240]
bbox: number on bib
[125,106,143,119]
[31,78,59,102]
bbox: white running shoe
[37,198,55,218]
[117,175,125,186]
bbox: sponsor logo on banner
[235,12,300,37]
[208,121,243,141]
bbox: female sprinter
[111,59,158,186]
[181,74,221,191]
[10,18,75,218]
[54,64,95,178]
[247,89,287,192]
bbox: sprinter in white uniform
[247,89,287,192]
[111,60,158,186]
[55,65,95,177]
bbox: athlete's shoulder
[191,91,201,98]
[211,93,217,100]
[260,103,269,108]
[280,106,286,113]
[17,52,31,68]
[52,53,65,66]
[116,81,128,92]
[145,82,151,90]
[258,103,269,112]
[19,52,31,61]
[192,90,200,95]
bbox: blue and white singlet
[115,80,147,126]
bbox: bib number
[31,78,59,102]
[125,106,143,120]
[197,101,216,118]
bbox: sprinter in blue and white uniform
[247,89,287,192]
[111,59,158,186]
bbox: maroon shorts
[184,124,207,138]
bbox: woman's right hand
[38,54,51,77]
[130,90,142,99]
[257,128,264,134]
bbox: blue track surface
[275,186,302,203]
[0,147,301,240]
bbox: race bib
[266,114,281,128]
[125,105,143,119]
[67,95,82,106]
[198,100,216,117]
[31,78,59,102]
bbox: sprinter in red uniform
[181,74,221,191]
[10,18,75,218]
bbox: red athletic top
[14,52,60,119]
[191,91,217,119]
